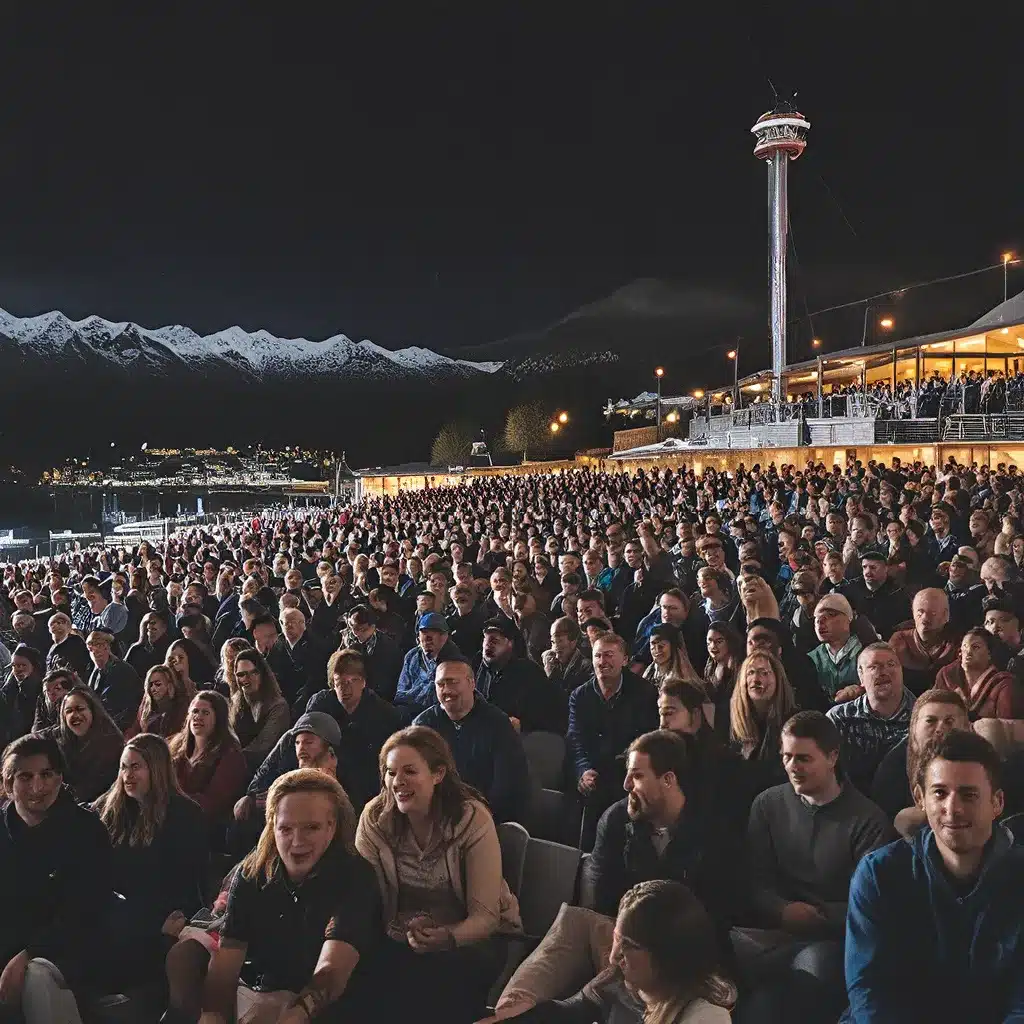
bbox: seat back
[518,837,582,938]
[521,731,567,790]
[528,786,583,847]
[497,820,530,897]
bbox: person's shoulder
[597,796,630,834]
[411,704,442,727]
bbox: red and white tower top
[751,107,810,161]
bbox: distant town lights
[558,411,568,424]
[692,389,705,398]
[549,422,560,433]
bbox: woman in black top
[165,769,380,1023]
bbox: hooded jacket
[845,824,1024,1022]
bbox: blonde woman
[126,664,190,739]
[166,769,379,1023]
[729,651,797,764]
[356,725,522,1022]
[215,636,249,697]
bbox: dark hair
[248,613,278,634]
[914,730,1002,795]
[577,589,606,610]
[11,644,43,674]
[628,730,690,789]
[348,604,376,627]
[2,733,65,787]
[781,709,841,757]
[658,678,708,712]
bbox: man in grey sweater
[732,710,895,1024]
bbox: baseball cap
[417,611,450,633]
[815,593,854,620]
[483,617,518,642]
[292,712,342,752]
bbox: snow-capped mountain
[0,306,503,385]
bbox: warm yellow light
[1001,328,1010,335]
[549,422,560,433]
[558,411,568,424]
[666,411,678,423]
[750,383,762,392]
[1003,252,1014,264]
[880,317,894,329]
[727,350,736,360]
[812,338,821,347]
[693,389,704,399]
[655,366,664,378]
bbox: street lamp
[862,306,894,346]
[654,367,665,441]
[549,422,560,433]
[812,338,821,348]
[726,344,740,407]
[1004,252,1016,303]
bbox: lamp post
[727,344,739,409]
[654,367,665,441]
[1004,252,1016,303]
[861,306,894,347]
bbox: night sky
[0,5,1018,354]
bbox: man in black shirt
[169,770,380,1024]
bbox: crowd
[746,369,1024,421]
[0,457,1023,1023]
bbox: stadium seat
[497,820,530,898]
[518,837,583,939]
[521,731,567,790]
[528,787,583,847]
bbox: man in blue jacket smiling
[844,729,1024,1023]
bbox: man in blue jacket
[844,729,1024,1023]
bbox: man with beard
[581,730,738,950]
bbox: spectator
[729,652,797,766]
[31,668,74,733]
[52,685,125,803]
[356,726,522,1022]
[808,594,863,704]
[85,629,144,731]
[168,769,379,1023]
[934,626,1024,719]
[273,605,331,711]
[126,663,191,739]
[345,604,404,702]
[541,616,592,695]
[170,690,248,824]
[124,610,173,679]
[643,622,703,687]
[737,711,894,1024]
[568,633,660,849]
[827,643,914,794]
[213,636,249,698]
[0,645,43,749]
[704,621,745,735]
[845,731,1024,1023]
[870,688,971,825]
[889,587,962,696]
[843,551,912,640]
[0,734,113,1024]
[228,647,290,773]
[475,617,567,734]
[44,612,90,680]
[395,611,462,718]
[414,658,531,824]
[305,648,403,810]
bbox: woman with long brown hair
[170,690,248,823]
[644,624,703,688]
[729,651,797,765]
[356,725,522,1022]
[215,635,249,698]
[126,663,190,739]
[52,685,125,803]
[228,648,290,772]
[86,734,207,1000]
[704,621,745,737]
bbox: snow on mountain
[0,306,503,382]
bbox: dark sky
[0,4,1019,352]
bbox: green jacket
[807,636,863,700]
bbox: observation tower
[751,104,810,405]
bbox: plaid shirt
[827,689,914,790]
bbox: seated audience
[394,611,462,718]
[0,734,113,1024]
[126,663,191,739]
[729,652,796,770]
[414,658,531,824]
[888,588,961,696]
[166,769,379,1024]
[124,610,173,679]
[736,711,894,1024]
[568,633,660,850]
[52,685,125,803]
[475,617,568,734]
[356,726,522,1022]
[85,629,144,731]
[306,647,403,810]
[934,626,1024,719]
[228,647,290,773]
[170,690,248,824]
[704,621,745,735]
[542,617,593,695]
[827,643,914,794]
[491,880,735,1024]
[644,623,702,688]
[0,645,43,749]
[845,731,1024,1023]
[842,551,912,641]
[31,667,74,733]
[44,612,90,680]
[870,688,971,825]
[344,604,405,702]
[807,595,863,704]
